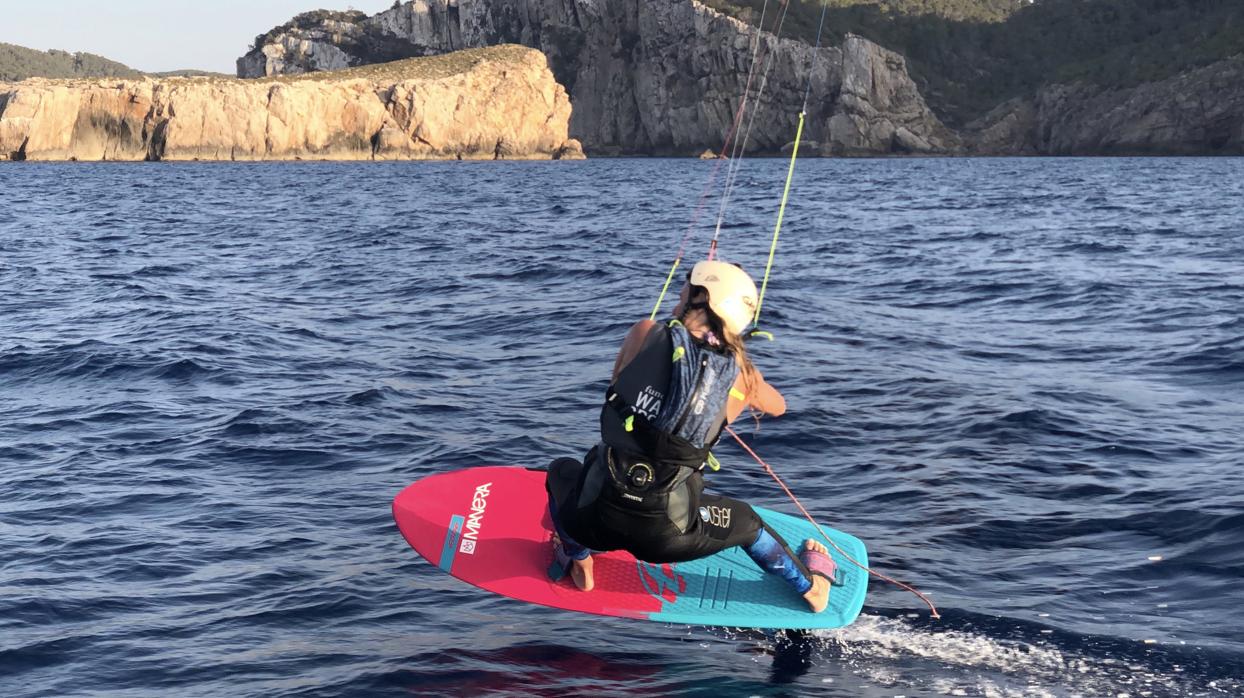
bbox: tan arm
[726,368,786,422]
[749,369,787,417]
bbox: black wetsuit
[546,321,810,579]
[548,445,776,564]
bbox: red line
[724,426,942,619]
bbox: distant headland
[3,1,1242,159]
[0,45,584,162]
[233,0,1244,157]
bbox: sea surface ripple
[1,158,1242,697]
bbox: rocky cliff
[968,56,1244,156]
[238,0,958,156]
[0,45,583,162]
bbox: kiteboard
[392,466,868,630]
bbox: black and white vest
[600,319,740,490]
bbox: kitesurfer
[545,260,834,612]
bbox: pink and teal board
[392,466,868,630]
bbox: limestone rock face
[827,35,960,156]
[238,35,355,79]
[968,57,1244,155]
[0,45,579,161]
[238,0,958,156]
[552,138,585,160]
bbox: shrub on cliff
[704,0,1244,125]
[247,9,371,52]
[1,42,142,81]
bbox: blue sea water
[1,157,1242,697]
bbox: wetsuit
[546,320,812,590]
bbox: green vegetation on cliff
[150,69,232,79]
[703,0,1244,125]
[0,42,142,81]
[246,8,425,67]
[262,44,538,83]
[248,9,370,51]
[2,42,229,82]
[812,0,1026,23]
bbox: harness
[599,319,740,499]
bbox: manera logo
[458,482,492,555]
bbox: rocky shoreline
[236,0,1244,157]
[967,56,1244,156]
[0,45,584,162]
[238,1,958,157]
[4,0,1238,161]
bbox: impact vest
[600,320,740,485]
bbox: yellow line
[650,257,682,320]
[753,111,805,326]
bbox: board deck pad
[393,466,868,630]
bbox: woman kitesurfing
[541,0,940,619]
[538,0,846,613]
[543,261,836,612]
[395,0,937,628]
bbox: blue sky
[0,0,397,74]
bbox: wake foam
[811,615,1241,697]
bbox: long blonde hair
[721,321,760,397]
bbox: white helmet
[689,260,758,336]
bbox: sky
[0,0,398,74]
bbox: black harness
[599,321,733,502]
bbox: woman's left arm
[748,369,786,417]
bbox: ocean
[1,157,1241,697]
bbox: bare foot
[802,539,831,613]
[571,555,594,592]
